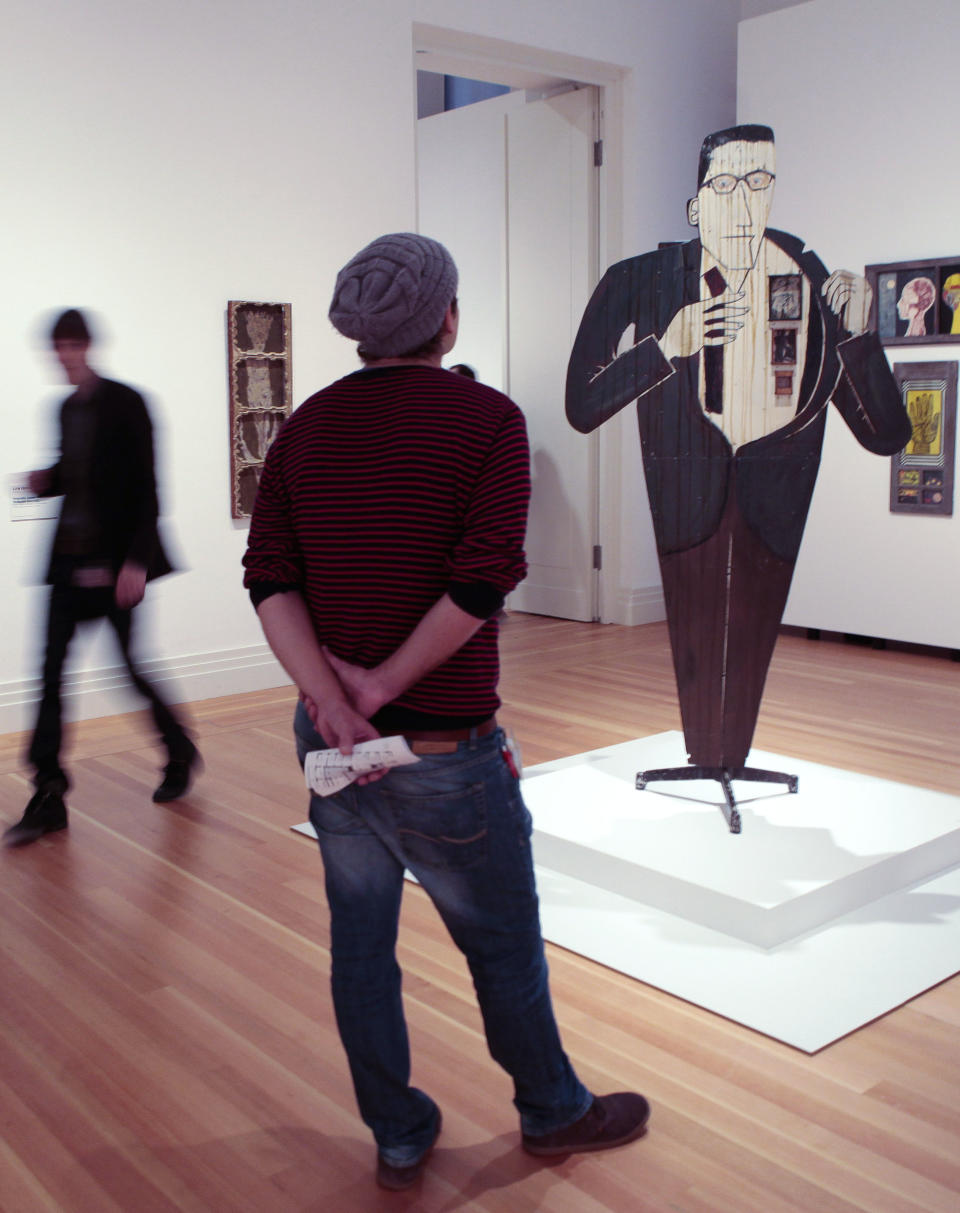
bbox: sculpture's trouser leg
[658,491,796,770]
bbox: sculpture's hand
[823,270,872,335]
[660,290,748,362]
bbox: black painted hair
[697,124,775,188]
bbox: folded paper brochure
[304,736,420,796]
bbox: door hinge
[593,139,603,167]
[593,544,603,570]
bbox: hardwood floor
[1,613,959,1211]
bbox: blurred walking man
[4,310,199,847]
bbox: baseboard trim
[0,644,292,736]
[606,585,665,626]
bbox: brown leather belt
[404,717,498,755]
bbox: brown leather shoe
[376,1111,442,1191]
[522,1093,650,1157]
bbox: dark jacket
[41,377,173,583]
[566,230,911,562]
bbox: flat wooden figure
[565,124,911,830]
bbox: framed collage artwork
[226,301,292,518]
[866,256,960,346]
[889,361,957,516]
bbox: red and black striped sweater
[243,365,530,731]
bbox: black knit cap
[50,309,92,343]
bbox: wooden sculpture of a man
[566,124,910,818]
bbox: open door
[505,87,598,620]
[417,85,600,620]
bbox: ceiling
[740,0,808,18]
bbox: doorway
[416,61,604,621]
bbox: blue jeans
[294,702,591,1163]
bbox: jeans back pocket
[386,779,488,872]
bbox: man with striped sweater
[243,233,649,1190]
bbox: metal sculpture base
[635,766,799,834]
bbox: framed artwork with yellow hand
[889,361,957,515]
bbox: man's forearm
[375,594,484,703]
[256,589,382,753]
[256,590,346,704]
[324,593,487,719]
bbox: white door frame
[412,26,627,622]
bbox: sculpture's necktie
[703,266,727,415]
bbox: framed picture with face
[769,274,802,321]
[866,256,960,345]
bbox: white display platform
[293,732,960,1051]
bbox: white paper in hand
[304,735,420,796]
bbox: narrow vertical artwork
[227,301,292,518]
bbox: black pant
[28,585,191,792]
[658,489,795,771]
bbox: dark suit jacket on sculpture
[565,230,911,767]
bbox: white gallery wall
[0,0,739,732]
[740,0,960,647]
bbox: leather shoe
[522,1092,650,1157]
[153,743,201,802]
[3,789,68,847]
[376,1111,442,1191]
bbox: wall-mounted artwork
[227,301,292,518]
[889,361,957,516]
[866,257,960,345]
[566,124,911,832]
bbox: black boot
[3,788,69,847]
[153,740,201,803]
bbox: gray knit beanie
[328,233,458,358]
